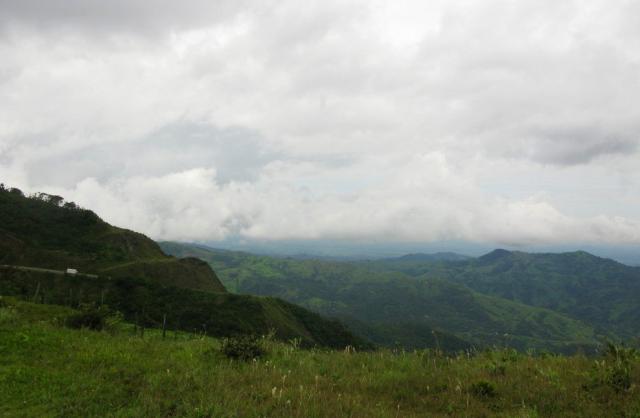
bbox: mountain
[443,249,640,339]
[160,242,598,352]
[365,248,640,339]
[0,187,225,293]
[0,186,368,349]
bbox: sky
[1,0,640,252]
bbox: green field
[2,297,640,417]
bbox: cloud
[50,154,640,246]
[21,122,277,187]
[1,0,640,246]
[0,0,252,37]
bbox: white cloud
[1,0,640,246]
[49,154,640,246]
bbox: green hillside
[368,249,640,339]
[0,186,225,293]
[160,242,598,352]
[3,298,639,417]
[0,267,366,349]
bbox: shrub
[587,342,636,393]
[469,381,497,399]
[65,304,113,331]
[603,342,635,392]
[220,335,266,361]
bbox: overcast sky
[1,0,640,247]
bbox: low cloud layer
[1,0,639,246]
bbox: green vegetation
[0,185,225,293]
[366,249,640,339]
[220,334,267,361]
[64,303,113,331]
[0,266,368,349]
[160,243,599,352]
[2,298,640,417]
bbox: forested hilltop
[0,186,367,349]
[0,184,225,292]
[160,242,640,353]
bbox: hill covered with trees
[0,184,225,293]
[366,249,640,340]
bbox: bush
[220,335,266,361]
[603,342,635,392]
[65,304,110,331]
[587,342,636,393]
[469,381,497,399]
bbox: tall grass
[1,298,639,417]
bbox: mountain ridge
[161,241,600,352]
[367,247,640,339]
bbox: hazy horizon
[173,238,640,266]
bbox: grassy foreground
[1,299,639,417]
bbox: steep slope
[0,187,225,293]
[161,242,597,352]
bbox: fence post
[32,282,41,303]
[162,314,167,340]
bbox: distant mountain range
[161,241,640,353]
